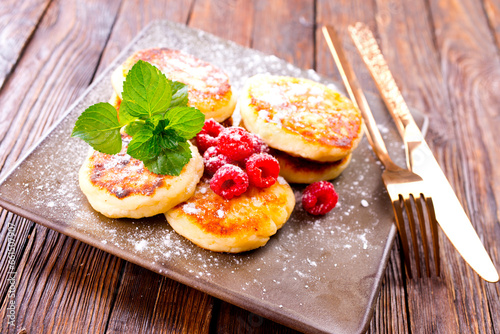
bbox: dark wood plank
[97,0,195,76]
[0,0,121,174]
[150,273,213,333]
[0,0,123,332]
[367,243,409,334]
[0,226,122,333]
[369,1,462,332]
[251,0,315,69]
[371,0,500,333]
[189,0,254,46]
[484,0,500,51]
[0,211,33,301]
[0,0,52,92]
[213,301,301,334]
[105,263,213,333]
[316,0,379,93]
[425,0,500,332]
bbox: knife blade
[348,22,499,282]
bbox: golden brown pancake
[111,48,236,122]
[79,135,204,219]
[239,75,363,162]
[272,149,352,183]
[165,177,295,253]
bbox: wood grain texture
[213,300,301,334]
[0,0,52,91]
[484,0,500,51]
[189,0,254,46]
[370,0,463,333]
[251,0,314,69]
[0,0,123,333]
[367,242,409,334]
[1,226,122,333]
[370,0,500,333]
[0,0,121,174]
[426,0,500,332]
[315,0,379,93]
[105,263,213,334]
[0,211,32,301]
[96,0,195,76]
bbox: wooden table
[1,0,499,333]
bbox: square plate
[0,20,421,334]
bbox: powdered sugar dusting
[0,20,411,330]
[216,209,225,218]
[183,202,201,215]
[135,239,148,251]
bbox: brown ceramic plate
[0,21,426,334]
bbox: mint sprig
[72,60,205,176]
[71,102,123,155]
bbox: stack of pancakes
[239,74,363,183]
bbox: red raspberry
[196,118,224,153]
[217,127,254,161]
[245,153,280,188]
[302,181,338,215]
[210,165,249,199]
[203,146,233,175]
[250,134,270,154]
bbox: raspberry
[302,181,338,215]
[245,153,280,188]
[196,118,224,153]
[217,127,254,161]
[250,134,270,154]
[203,146,233,175]
[210,165,249,199]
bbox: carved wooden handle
[348,22,415,139]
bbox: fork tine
[403,196,422,278]
[426,197,440,276]
[391,198,413,279]
[416,194,431,277]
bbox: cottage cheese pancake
[273,149,352,184]
[79,136,203,219]
[239,75,363,162]
[165,177,295,253]
[111,48,236,122]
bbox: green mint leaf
[149,113,164,127]
[121,60,172,118]
[144,142,192,176]
[74,59,205,178]
[156,127,184,150]
[164,106,205,139]
[126,122,160,161]
[118,103,136,126]
[123,120,145,137]
[170,80,189,108]
[71,102,122,154]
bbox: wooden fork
[322,25,440,278]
